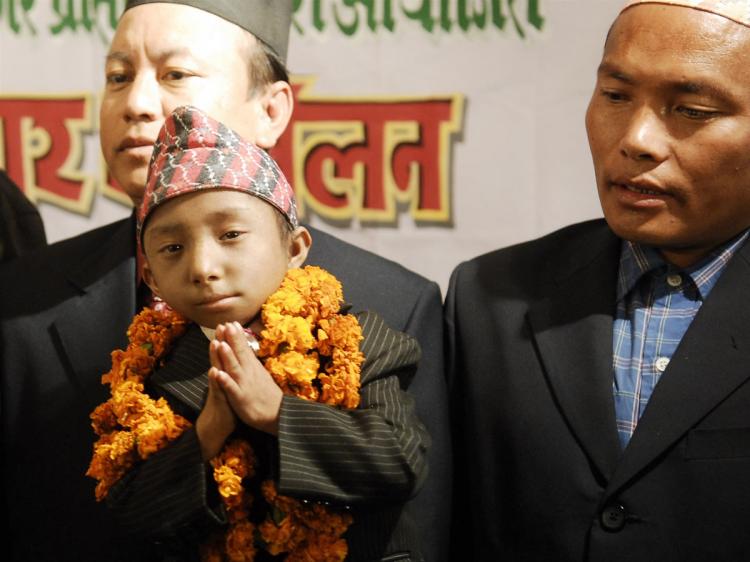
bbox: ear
[287,226,312,269]
[142,262,163,300]
[253,80,294,149]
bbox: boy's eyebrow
[145,222,185,238]
[204,208,251,220]
[146,207,252,238]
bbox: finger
[209,339,224,371]
[224,322,256,368]
[215,323,228,342]
[217,340,245,383]
[209,365,240,396]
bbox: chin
[113,172,148,203]
[605,213,674,245]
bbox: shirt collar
[199,324,260,352]
[617,229,750,302]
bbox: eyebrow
[144,222,185,239]
[596,62,735,101]
[596,62,635,84]
[146,207,254,237]
[105,47,197,67]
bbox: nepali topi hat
[123,0,293,61]
[137,105,298,246]
[621,0,750,27]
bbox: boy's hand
[196,374,236,461]
[209,321,283,436]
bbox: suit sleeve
[106,427,226,551]
[277,310,429,504]
[399,278,453,562]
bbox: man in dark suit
[447,1,750,560]
[0,1,449,560]
[0,170,46,263]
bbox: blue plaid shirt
[613,231,749,448]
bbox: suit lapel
[527,226,622,482]
[149,323,210,418]
[607,242,750,495]
[51,218,137,410]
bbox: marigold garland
[87,266,362,561]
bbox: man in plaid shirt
[448,1,750,560]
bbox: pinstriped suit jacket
[107,310,429,562]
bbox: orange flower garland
[87,306,190,500]
[87,266,363,561]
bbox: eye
[675,105,718,120]
[105,72,130,86]
[601,89,628,103]
[160,243,183,254]
[164,70,191,81]
[220,231,243,241]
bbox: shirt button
[600,504,627,532]
[666,273,682,288]
[655,356,670,372]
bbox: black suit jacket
[447,219,750,561]
[0,217,450,562]
[0,170,46,263]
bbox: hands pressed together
[195,322,283,461]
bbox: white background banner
[0,0,623,293]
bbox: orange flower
[90,400,118,436]
[317,315,362,357]
[225,520,257,562]
[287,535,348,562]
[86,430,138,500]
[259,516,298,555]
[259,315,315,356]
[264,351,320,400]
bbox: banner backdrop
[0,0,623,292]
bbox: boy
[90,106,429,561]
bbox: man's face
[586,4,750,267]
[100,4,265,203]
[143,190,294,329]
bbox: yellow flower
[214,465,243,499]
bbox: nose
[189,241,221,286]
[124,73,162,124]
[619,105,669,163]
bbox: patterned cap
[137,106,297,245]
[621,0,750,27]
[123,0,293,62]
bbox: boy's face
[142,190,309,328]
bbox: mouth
[619,183,664,196]
[196,294,237,308]
[117,137,155,153]
[609,178,671,203]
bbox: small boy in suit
[88,105,429,561]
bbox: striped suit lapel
[149,323,210,418]
[358,311,421,386]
